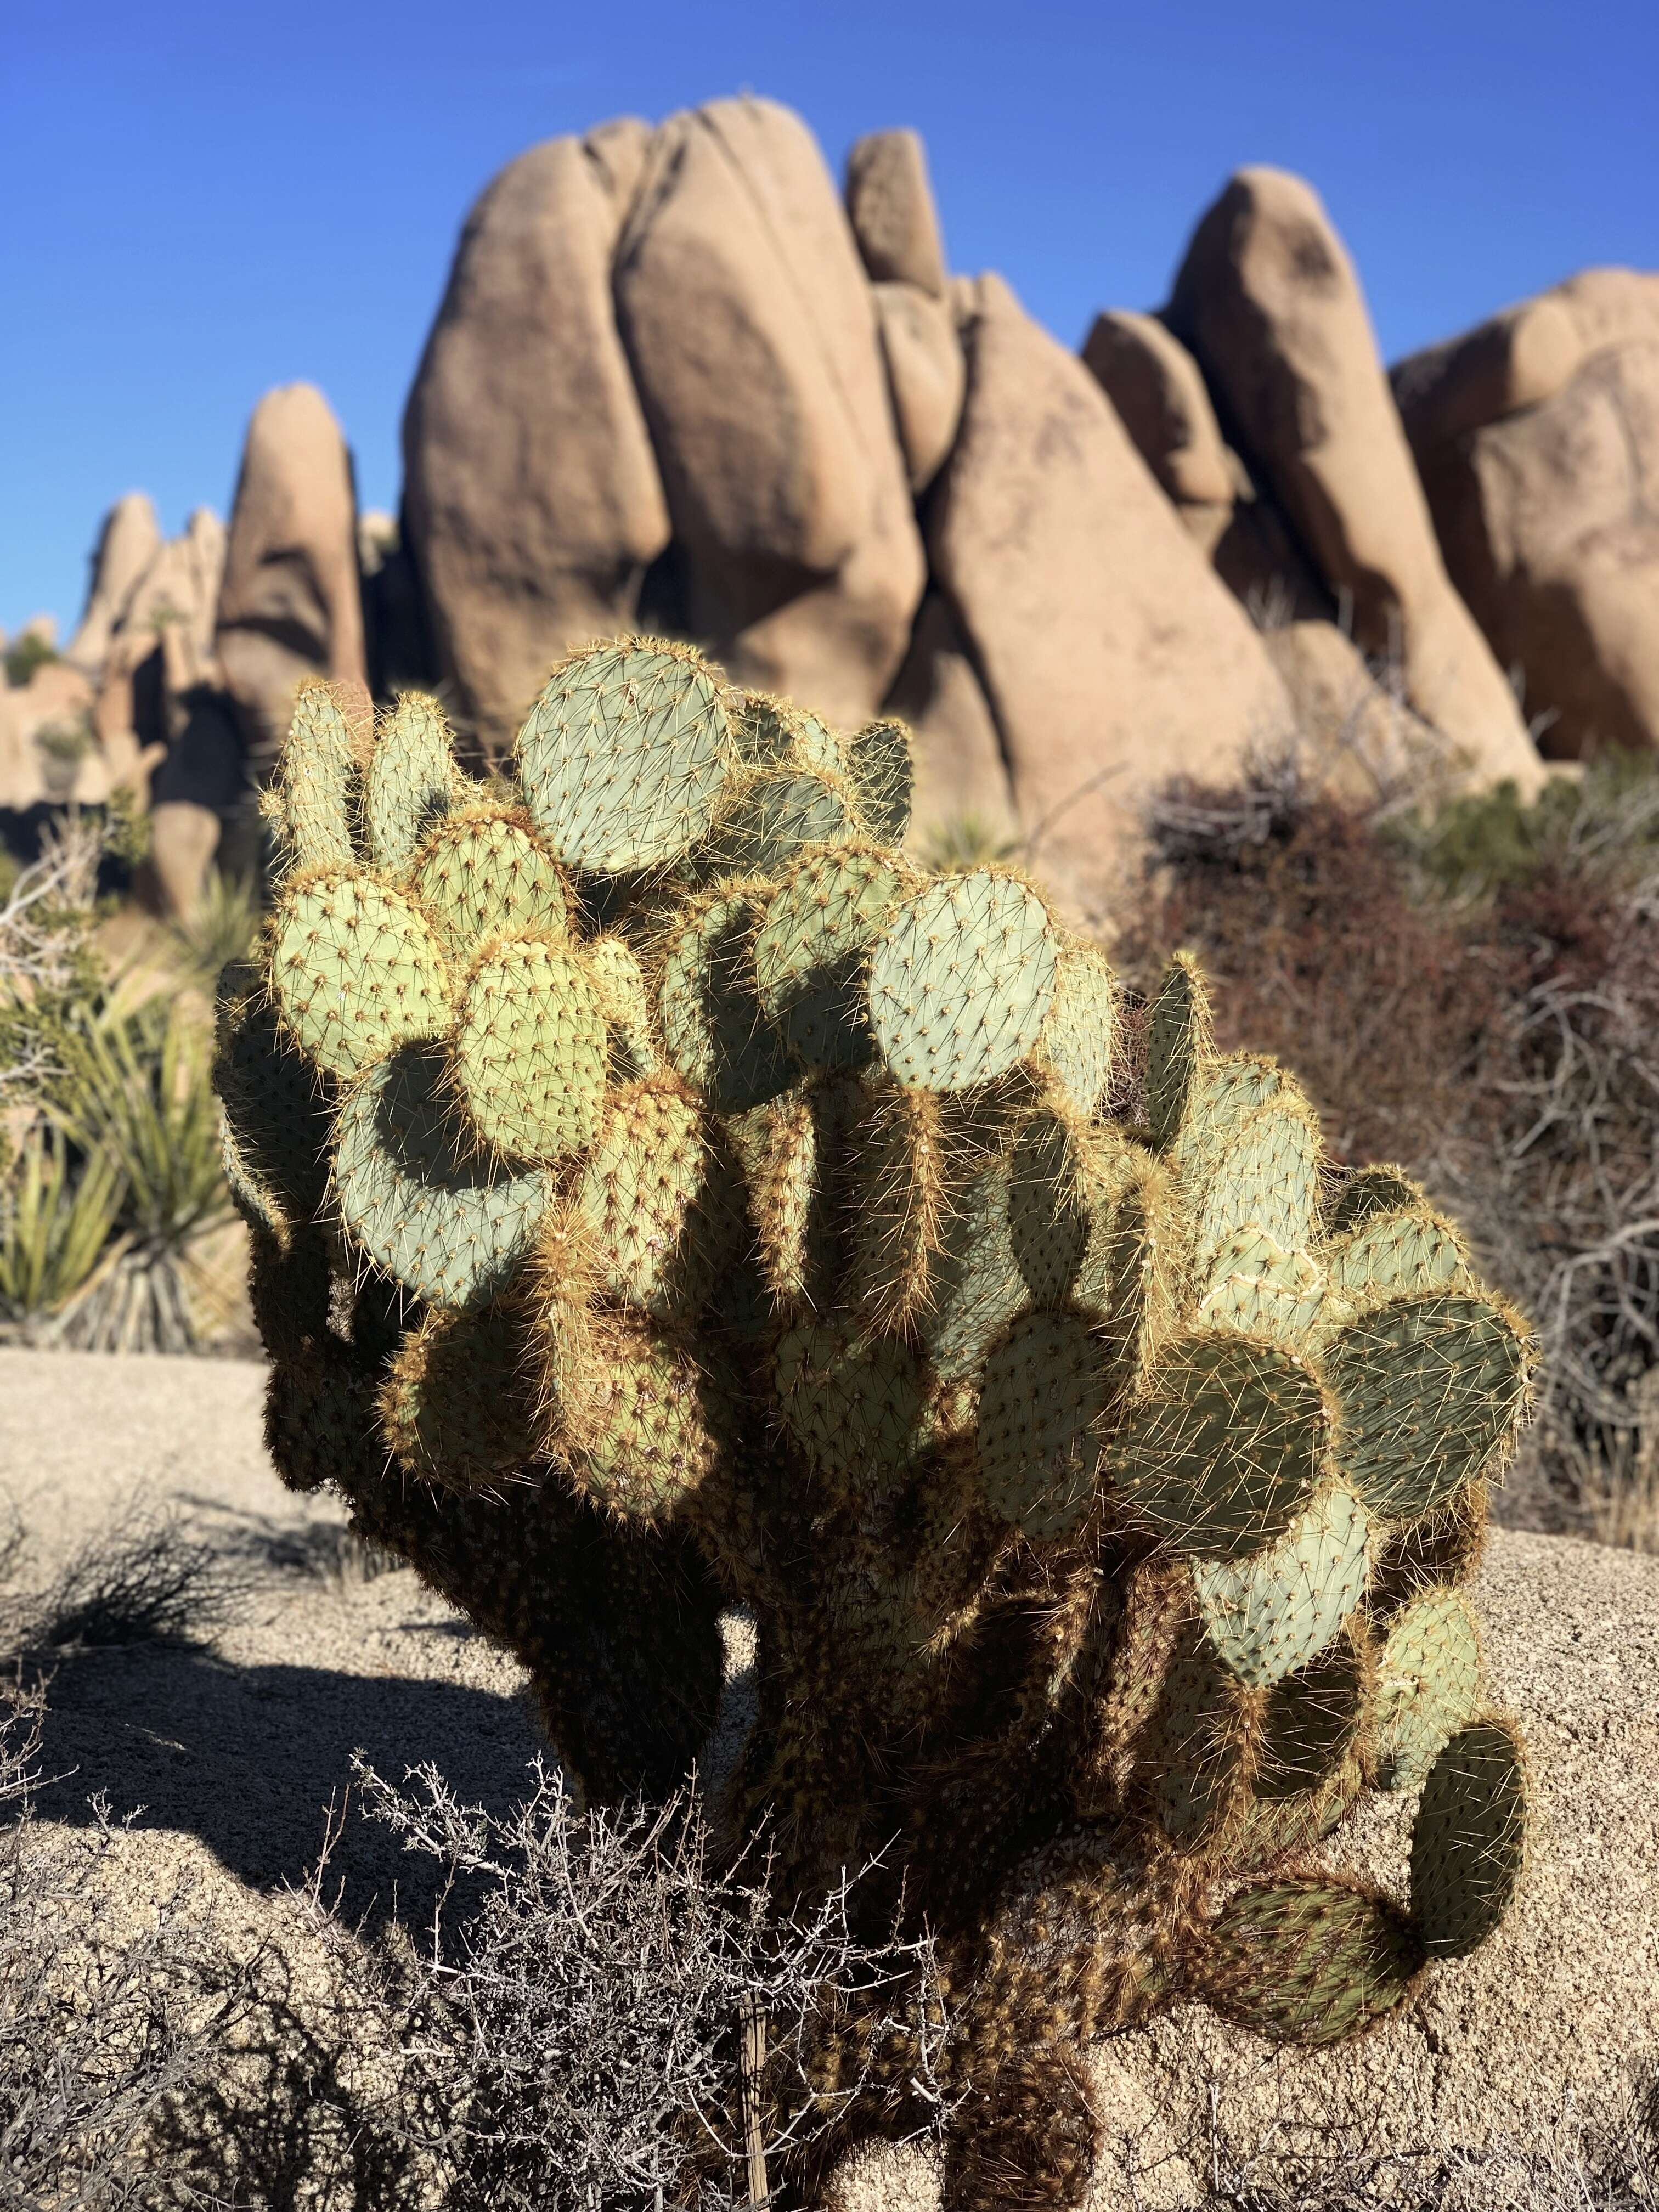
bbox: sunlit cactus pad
[221,641,1538,2205]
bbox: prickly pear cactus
[219,647,1537,2208]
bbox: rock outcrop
[64,493,163,674]
[826,1527,1659,2210]
[1166,167,1544,793]
[847,130,964,493]
[884,591,1016,842]
[614,97,926,726]
[927,274,1293,905]
[402,125,671,748]
[214,382,366,773]
[1393,269,1659,758]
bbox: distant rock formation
[215,381,366,774]
[41,110,1659,912]
[1393,269,1659,758]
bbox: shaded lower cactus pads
[225,666,1539,2205]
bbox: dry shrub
[1118,751,1659,1544]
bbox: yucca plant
[0,1126,127,1330]
[50,1005,236,1352]
[168,868,259,987]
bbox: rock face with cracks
[222,643,1543,2205]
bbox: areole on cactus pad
[220,646,1538,2207]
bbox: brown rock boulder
[883,592,1015,847]
[926,274,1293,906]
[1393,270,1659,758]
[64,492,162,674]
[1167,167,1544,793]
[873,282,965,491]
[844,128,949,298]
[215,383,366,774]
[1081,309,1235,509]
[402,123,672,748]
[117,507,227,693]
[614,97,926,727]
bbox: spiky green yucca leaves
[226,659,1540,2190]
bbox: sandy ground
[1,1347,545,1925]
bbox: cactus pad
[406,809,569,968]
[1197,1229,1329,1346]
[976,1312,1108,1540]
[550,1315,722,1524]
[1199,1880,1422,2041]
[1326,1296,1531,1520]
[586,934,659,1079]
[270,873,451,1079]
[380,1302,539,1487]
[1409,1718,1527,1957]
[1042,944,1116,1118]
[752,847,908,1070]
[1325,1207,1469,1307]
[454,937,607,1164]
[516,639,732,872]
[574,1080,715,1317]
[1145,953,1212,1149]
[276,682,359,872]
[1371,1590,1483,1792]
[921,1156,1029,1380]
[1192,1101,1321,1280]
[1193,1485,1372,1688]
[776,1326,927,1499]
[844,716,914,844]
[334,1047,551,1307]
[1112,1335,1328,1562]
[659,891,793,1113]
[868,870,1058,1093]
[699,768,851,878]
[365,693,457,868]
[214,962,332,1233]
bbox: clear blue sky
[3,0,1654,640]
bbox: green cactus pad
[586,934,659,1080]
[738,1079,858,1311]
[1199,1880,1421,2042]
[1251,1632,1368,1802]
[263,1355,379,1497]
[453,937,607,1165]
[1323,1207,1469,1306]
[1145,953,1213,1149]
[1325,1164,1422,1235]
[380,1302,539,1488]
[335,1047,551,1308]
[845,1085,950,1336]
[1193,1486,1373,1689]
[1372,1592,1483,1792]
[1192,1102,1321,1282]
[921,1157,1029,1381]
[516,639,732,872]
[868,870,1058,1093]
[405,809,569,968]
[658,891,793,1113]
[270,873,452,1080]
[776,1326,928,1499]
[553,1316,721,1523]
[1197,1230,1330,1347]
[1325,1295,1531,1521]
[1368,1487,1488,1618]
[1111,1335,1328,1563]
[731,691,840,775]
[1146,1632,1248,1851]
[1008,1108,1102,1309]
[1041,945,1116,1119]
[844,716,914,844]
[975,1311,1108,1541]
[214,961,332,1233]
[1409,1718,1527,1959]
[276,682,359,872]
[365,693,458,868]
[574,1080,714,1318]
[752,848,909,1071]
[698,768,852,878]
